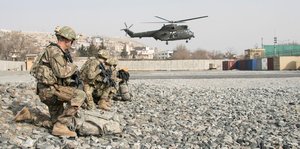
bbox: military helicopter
[121,16,208,45]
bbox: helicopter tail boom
[122,29,134,37]
[121,23,135,37]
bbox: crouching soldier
[93,57,117,111]
[18,26,86,137]
[107,57,132,101]
[80,50,112,110]
[115,68,132,101]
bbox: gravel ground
[0,71,299,148]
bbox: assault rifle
[99,63,117,88]
[70,71,83,89]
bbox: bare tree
[224,48,237,59]
[191,48,210,59]
[171,44,190,59]
[0,31,38,60]
[209,50,224,59]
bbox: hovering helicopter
[121,16,208,45]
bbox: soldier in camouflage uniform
[80,50,111,110]
[15,26,86,137]
[101,57,132,102]
[93,57,119,110]
[109,58,132,101]
[116,68,132,101]
[107,57,119,103]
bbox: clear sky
[1,0,299,54]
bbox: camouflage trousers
[82,83,95,109]
[37,83,85,126]
[117,81,131,101]
[93,83,112,103]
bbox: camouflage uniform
[94,57,119,109]
[116,68,132,101]
[107,57,131,101]
[107,57,120,101]
[30,26,85,137]
[80,50,111,110]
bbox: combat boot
[98,99,110,111]
[106,98,112,107]
[14,107,33,122]
[52,122,76,137]
[86,100,96,110]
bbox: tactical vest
[30,48,57,85]
[31,43,78,86]
[80,58,104,84]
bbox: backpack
[74,109,122,136]
[117,69,130,82]
[30,48,57,85]
[80,57,99,83]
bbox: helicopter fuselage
[122,15,207,44]
[124,24,194,42]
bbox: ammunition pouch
[34,65,57,85]
[53,84,75,102]
[37,83,57,105]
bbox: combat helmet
[55,26,77,41]
[106,57,118,66]
[98,50,110,60]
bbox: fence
[1,59,223,71]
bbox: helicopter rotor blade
[142,21,169,23]
[174,16,208,23]
[123,22,133,29]
[155,16,172,23]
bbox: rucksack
[74,109,122,136]
[117,69,130,82]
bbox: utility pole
[274,37,277,56]
[261,37,264,49]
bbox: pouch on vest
[30,48,57,85]
[35,65,57,85]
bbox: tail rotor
[124,23,133,29]
[121,22,134,37]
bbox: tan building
[244,48,265,59]
[25,54,37,70]
[273,56,300,70]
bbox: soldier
[94,57,118,110]
[80,50,111,110]
[92,56,118,111]
[15,26,86,137]
[108,57,132,101]
[115,67,132,101]
[108,57,119,102]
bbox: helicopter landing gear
[166,41,168,45]
[186,40,189,43]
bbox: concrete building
[155,50,173,59]
[134,47,155,59]
[244,48,265,59]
